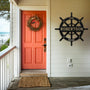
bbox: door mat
[18,76,51,88]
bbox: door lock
[42,44,47,47]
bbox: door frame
[21,11,47,69]
[17,4,51,77]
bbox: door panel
[21,11,46,69]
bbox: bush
[5,38,10,45]
[0,44,8,51]
[0,39,10,51]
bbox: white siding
[51,0,90,77]
[18,0,48,6]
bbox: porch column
[10,1,13,46]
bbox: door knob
[42,44,47,46]
[42,44,46,52]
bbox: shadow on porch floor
[8,77,90,90]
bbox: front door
[21,11,46,69]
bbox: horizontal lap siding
[18,0,48,6]
[51,0,90,77]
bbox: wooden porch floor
[8,77,90,90]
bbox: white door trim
[17,3,51,77]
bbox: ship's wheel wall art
[55,12,88,46]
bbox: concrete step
[20,73,47,77]
[20,70,47,77]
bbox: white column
[47,0,51,77]
[17,8,21,76]
[10,2,13,46]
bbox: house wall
[51,0,90,77]
[18,0,48,6]
[12,0,90,77]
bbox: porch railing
[0,46,16,90]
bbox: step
[20,70,47,77]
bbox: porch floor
[8,77,90,90]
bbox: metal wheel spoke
[74,32,79,37]
[71,19,73,27]
[71,32,73,46]
[64,22,69,27]
[74,21,79,27]
[60,32,69,41]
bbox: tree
[0,0,10,20]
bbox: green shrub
[0,44,8,51]
[0,39,10,51]
[5,38,10,45]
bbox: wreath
[27,16,42,31]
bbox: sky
[0,18,10,32]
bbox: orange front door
[21,11,46,69]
